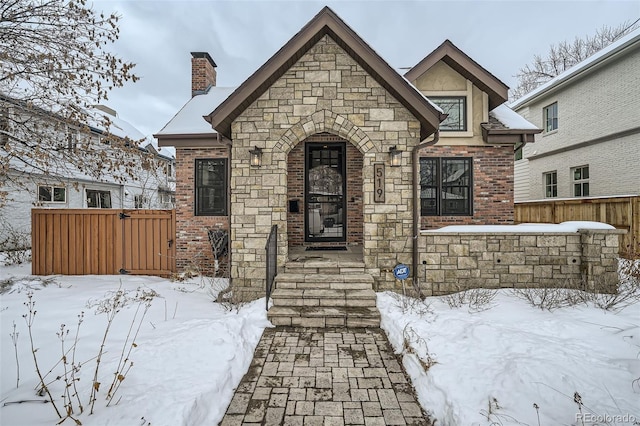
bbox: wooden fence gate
[32,209,176,276]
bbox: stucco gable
[404,40,509,110]
[206,6,443,141]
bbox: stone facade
[229,35,423,298]
[417,229,624,295]
[174,146,229,275]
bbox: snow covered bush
[0,220,31,265]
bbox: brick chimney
[190,52,217,97]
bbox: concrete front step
[284,260,366,275]
[268,306,381,328]
[270,288,377,308]
[274,273,374,290]
[268,270,380,327]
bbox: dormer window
[431,96,467,131]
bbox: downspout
[218,132,233,278]
[412,130,440,286]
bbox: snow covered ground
[0,259,271,426]
[1,255,639,426]
[379,283,640,425]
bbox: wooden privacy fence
[515,196,639,255]
[32,209,176,276]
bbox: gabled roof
[510,27,640,109]
[206,6,444,141]
[404,40,509,110]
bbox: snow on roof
[156,87,238,136]
[144,138,176,159]
[422,221,616,233]
[158,146,176,159]
[490,104,538,130]
[510,27,640,109]
[87,106,159,149]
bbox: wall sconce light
[389,145,402,167]
[249,146,263,167]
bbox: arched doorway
[287,132,363,250]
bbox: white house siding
[513,47,640,200]
[1,162,174,250]
[513,105,532,202]
[513,159,530,202]
[527,135,640,199]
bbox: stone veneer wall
[416,229,624,295]
[419,145,514,229]
[229,34,423,299]
[287,133,363,247]
[175,146,229,276]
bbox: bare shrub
[388,291,433,316]
[510,281,585,311]
[12,285,160,422]
[583,260,640,312]
[0,220,31,265]
[440,284,497,312]
[402,325,437,372]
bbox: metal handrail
[265,224,278,310]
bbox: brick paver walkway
[220,327,432,425]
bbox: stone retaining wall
[416,229,625,295]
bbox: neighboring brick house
[511,28,640,202]
[156,7,538,298]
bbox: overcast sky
[95,0,640,138]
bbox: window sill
[439,131,473,138]
[542,129,558,137]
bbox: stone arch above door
[274,110,377,155]
[287,132,364,249]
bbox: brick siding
[175,146,229,276]
[420,145,514,229]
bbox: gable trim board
[405,39,509,110]
[206,6,445,141]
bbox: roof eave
[510,32,640,109]
[207,7,442,139]
[481,125,541,144]
[155,132,227,149]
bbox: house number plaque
[374,164,385,203]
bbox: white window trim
[543,171,557,198]
[423,80,474,138]
[86,189,112,208]
[543,102,558,134]
[38,185,67,203]
[571,165,589,197]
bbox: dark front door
[305,143,346,242]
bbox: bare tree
[0,0,143,203]
[511,19,640,100]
